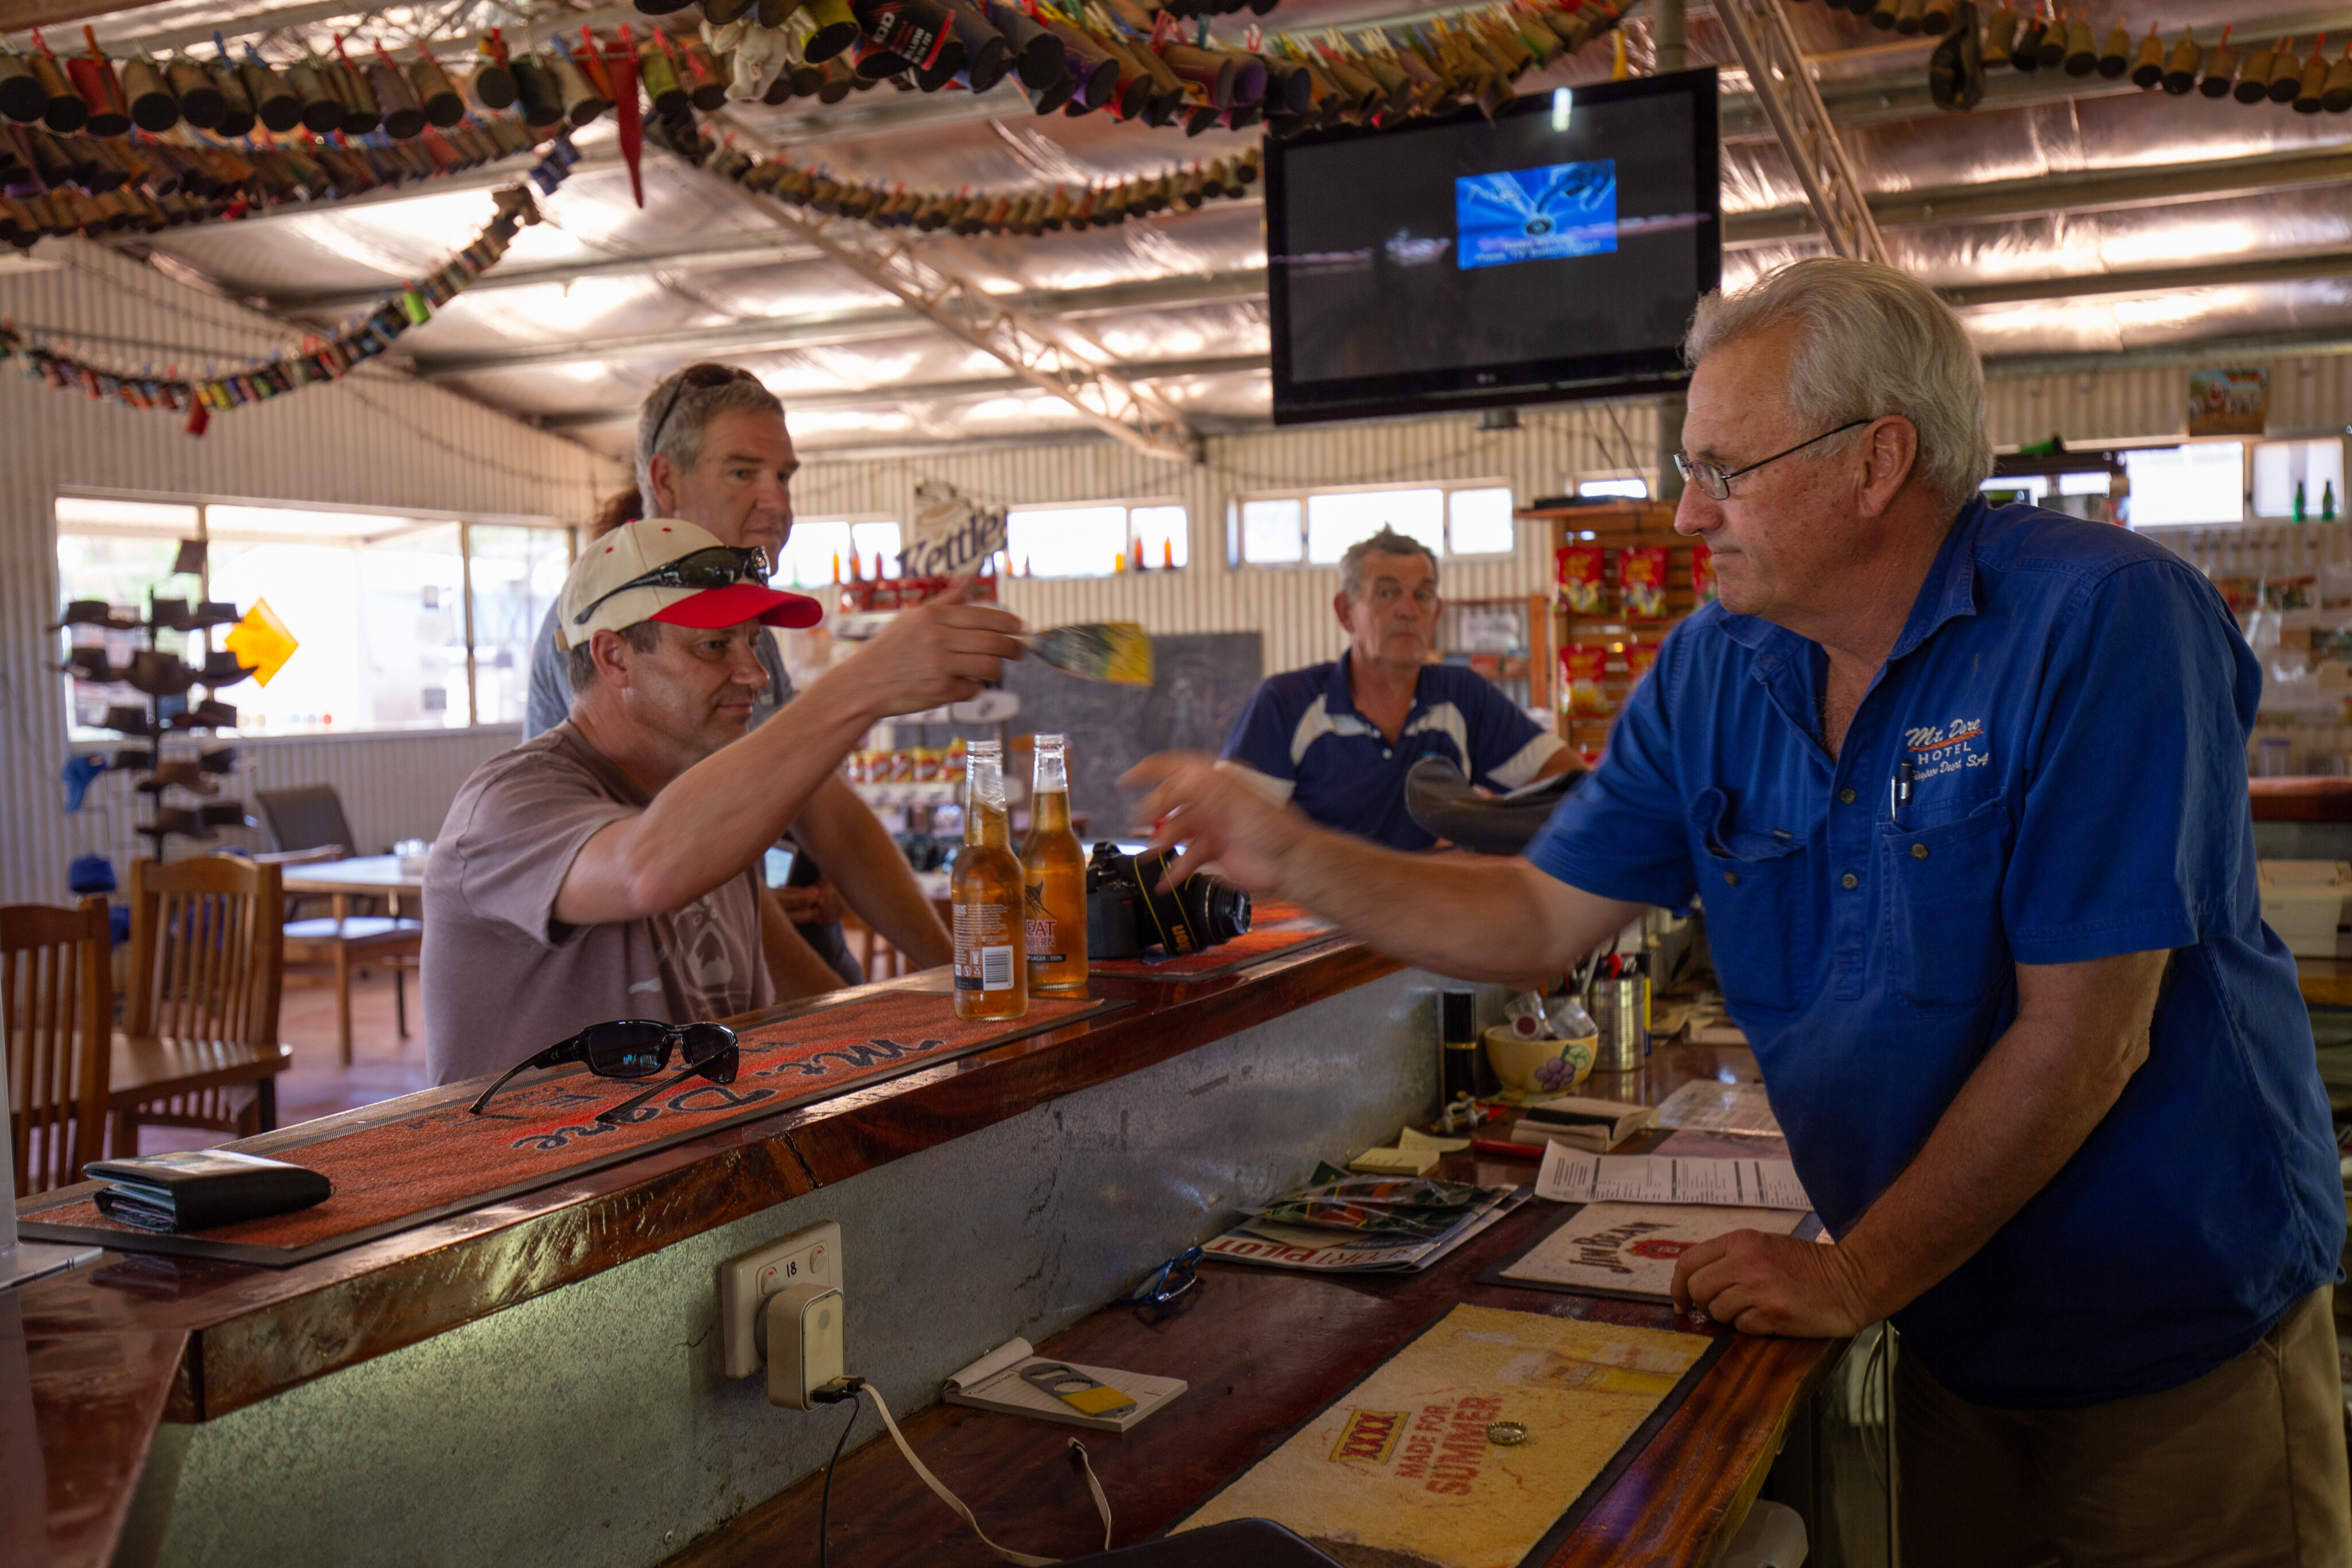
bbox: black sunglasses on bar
[569,544,773,626]
[467,1019,741,1116]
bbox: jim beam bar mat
[19,990,1124,1268]
[1090,901,1342,982]
[1172,1303,1726,1568]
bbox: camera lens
[1198,880,1251,943]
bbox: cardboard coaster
[20,990,1124,1267]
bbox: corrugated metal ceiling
[23,0,2352,454]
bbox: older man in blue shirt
[1127,258,2348,1566]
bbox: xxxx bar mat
[19,990,1123,1268]
[1091,901,1342,982]
[1171,1302,1727,1568]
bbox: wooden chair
[239,845,420,1068]
[1,898,110,1193]
[118,857,284,1154]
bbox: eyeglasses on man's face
[1673,417,1875,502]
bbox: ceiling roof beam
[1712,0,1887,262]
[410,268,1266,375]
[535,353,1269,427]
[1943,246,2352,308]
[264,229,826,311]
[1726,144,2352,246]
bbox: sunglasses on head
[646,362,762,456]
[467,1019,741,1118]
[570,544,772,627]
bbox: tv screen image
[1455,158,1619,269]
[1266,68,1720,425]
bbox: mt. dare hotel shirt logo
[1904,717,1990,783]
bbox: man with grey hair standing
[523,363,949,995]
[1127,258,2347,1565]
[1220,524,1576,850]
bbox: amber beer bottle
[953,740,1028,1021]
[1021,733,1088,991]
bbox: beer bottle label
[1024,880,1064,964]
[954,902,1018,992]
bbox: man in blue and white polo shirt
[1220,526,1579,850]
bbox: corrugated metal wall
[1985,353,2352,447]
[1,239,625,906]
[795,403,1659,677]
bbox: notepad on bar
[1508,1096,1655,1154]
[942,1337,1186,1434]
[1533,1147,1812,1211]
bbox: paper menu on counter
[1533,1147,1812,1211]
[1496,1202,1809,1302]
[1652,1079,1782,1136]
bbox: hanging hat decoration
[1,134,577,429]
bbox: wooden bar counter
[14,943,1839,1568]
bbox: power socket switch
[719,1220,842,1380]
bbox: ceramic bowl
[1484,1024,1597,1098]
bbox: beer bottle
[1021,733,1088,991]
[952,739,1028,1021]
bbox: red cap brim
[651,583,825,631]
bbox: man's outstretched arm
[1122,751,1640,986]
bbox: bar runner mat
[1166,1301,1728,1567]
[1091,901,1341,982]
[19,990,1123,1268]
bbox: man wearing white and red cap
[421,517,1023,1086]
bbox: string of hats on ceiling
[0,135,577,432]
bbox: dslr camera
[1085,842,1252,961]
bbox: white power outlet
[719,1220,842,1380]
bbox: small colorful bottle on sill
[1022,733,1088,992]
[952,739,1028,1021]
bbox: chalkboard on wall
[1003,632,1263,831]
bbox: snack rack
[1518,499,1707,761]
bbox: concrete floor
[134,968,433,1156]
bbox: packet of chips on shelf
[1561,642,1611,715]
[1556,543,1604,614]
[1624,640,1660,687]
[1692,541,1717,606]
[1621,545,1670,618]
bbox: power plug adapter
[765,1283,845,1410]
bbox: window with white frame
[54,494,569,740]
[2121,443,2245,527]
[775,515,903,587]
[1229,481,1517,567]
[2252,438,2346,520]
[1005,500,1189,578]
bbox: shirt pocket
[1690,788,1814,1016]
[1880,795,2012,1010]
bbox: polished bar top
[20,940,1404,1568]
[670,1048,1835,1568]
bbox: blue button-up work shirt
[1224,653,1564,851]
[1527,499,2342,1409]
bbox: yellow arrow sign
[222,599,299,687]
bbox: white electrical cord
[859,1381,1113,1566]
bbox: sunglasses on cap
[647,362,763,455]
[570,544,773,627]
[467,1019,741,1117]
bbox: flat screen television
[1264,68,1720,425]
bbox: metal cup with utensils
[1591,974,1650,1073]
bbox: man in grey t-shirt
[522,365,946,992]
[425,517,1021,1086]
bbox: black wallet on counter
[84,1149,334,1233]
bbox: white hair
[1685,258,1993,513]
